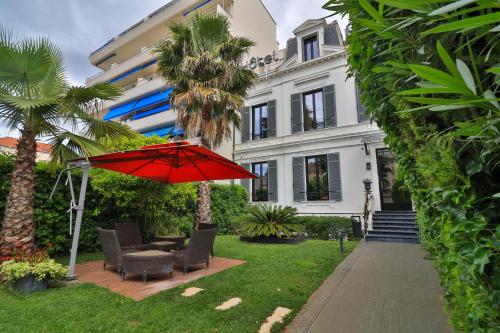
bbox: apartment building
[234,19,412,216]
[85,0,278,159]
[86,1,411,216]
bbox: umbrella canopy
[80,141,256,183]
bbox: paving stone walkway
[286,242,454,333]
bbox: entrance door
[375,148,412,211]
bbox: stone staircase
[367,211,419,243]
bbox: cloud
[0,0,349,85]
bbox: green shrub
[324,1,499,330]
[295,215,352,240]
[0,136,249,255]
[0,155,101,255]
[210,184,248,233]
[240,205,303,238]
[0,250,67,282]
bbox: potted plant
[240,204,307,244]
[0,249,67,294]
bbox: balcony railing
[86,46,158,83]
[121,73,160,92]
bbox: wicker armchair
[115,223,152,251]
[98,228,136,274]
[174,229,217,275]
[197,223,217,258]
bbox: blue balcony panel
[103,88,172,121]
[141,125,184,137]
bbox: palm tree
[155,13,255,227]
[0,29,132,255]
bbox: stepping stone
[215,297,241,310]
[258,306,292,333]
[181,287,204,297]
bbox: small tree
[155,13,256,227]
[0,30,132,255]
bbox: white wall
[232,0,278,59]
[234,52,386,215]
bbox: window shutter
[323,85,337,127]
[356,84,369,123]
[291,93,302,133]
[241,107,250,143]
[292,157,306,202]
[267,100,276,138]
[327,153,342,201]
[268,160,278,202]
[240,163,251,200]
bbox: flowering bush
[0,249,67,282]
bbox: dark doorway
[376,148,412,211]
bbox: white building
[234,19,410,216]
[86,1,411,217]
[85,0,278,160]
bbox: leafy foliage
[241,205,304,238]
[210,184,248,233]
[155,13,256,148]
[0,249,66,282]
[324,0,499,331]
[295,216,353,240]
[0,144,249,255]
[0,28,133,165]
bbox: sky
[0,0,348,137]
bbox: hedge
[0,154,248,256]
[295,216,353,240]
[324,1,499,331]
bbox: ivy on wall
[324,0,499,331]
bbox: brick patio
[75,256,245,301]
[286,242,454,333]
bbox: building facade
[86,2,411,218]
[85,0,278,160]
[234,19,399,217]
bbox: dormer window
[303,35,319,61]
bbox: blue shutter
[240,163,251,200]
[327,153,342,201]
[268,160,278,202]
[241,107,251,143]
[323,85,337,127]
[293,157,306,202]
[291,93,302,133]
[267,100,276,138]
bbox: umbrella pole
[66,162,90,280]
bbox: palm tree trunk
[195,181,211,229]
[0,128,37,256]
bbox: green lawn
[0,236,357,333]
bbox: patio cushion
[121,250,174,283]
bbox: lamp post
[362,179,372,241]
[363,178,372,192]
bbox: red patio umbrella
[63,141,255,279]
[83,141,256,183]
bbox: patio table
[154,236,186,250]
[150,241,177,252]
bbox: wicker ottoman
[121,250,174,283]
[150,241,177,252]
